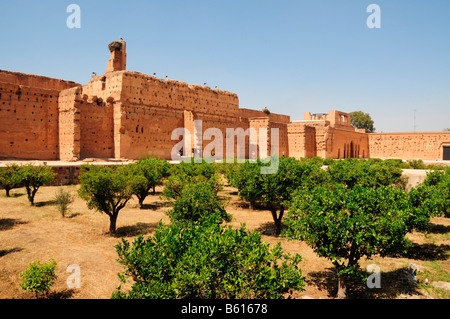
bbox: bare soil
[0,183,448,299]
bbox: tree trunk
[270,206,284,236]
[138,196,144,209]
[152,185,156,194]
[250,201,256,210]
[30,188,38,206]
[109,213,118,234]
[337,274,348,299]
[5,188,10,197]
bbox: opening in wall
[443,146,450,161]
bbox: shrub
[407,159,426,169]
[54,188,74,217]
[113,222,304,299]
[19,259,57,298]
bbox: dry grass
[0,183,448,299]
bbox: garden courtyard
[0,179,448,299]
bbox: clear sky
[1,0,449,132]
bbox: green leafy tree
[78,165,134,234]
[163,161,222,200]
[113,222,304,299]
[349,110,375,132]
[230,157,329,236]
[19,259,57,298]
[327,158,406,189]
[409,168,450,221]
[127,158,171,208]
[0,163,22,197]
[228,159,264,210]
[169,159,216,180]
[284,184,414,298]
[259,157,329,236]
[20,164,57,206]
[166,181,231,226]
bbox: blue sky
[1,0,449,132]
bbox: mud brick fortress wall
[1,40,449,162]
[288,111,370,159]
[369,132,450,161]
[0,70,79,160]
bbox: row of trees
[110,160,305,298]
[78,158,171,233]
[0,164,56,205]
[228,156,449,298]
[4,156,448,298]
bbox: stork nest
[108,41,123,52]
[262,107,271,115]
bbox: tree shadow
[307,266,425,299]
[26,289,77,299]
[0,247,23,257]
[0,218,28,231]
[400,243,449,261]
[10,192,25,198]
[35,200,57,207]
[114,222,159,237]
[233,201,266,211]
[306,268,337,298]
[256,221,288,237]
[47,289,76,299]
[65,212,81,218]
[139,202,168,210]
[427,222,450,234]
[350,267,424,299]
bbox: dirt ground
[0,182,448,299]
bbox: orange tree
[283,184,416,298]
[78,165,134,234]
[113,221,304,299]
[127,158,171,208]
[229,157,328,236]
[0,163,22,197]
[20,164,57,206]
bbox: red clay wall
[79,97,114,159]
[0,82,60,160]
[287,123,316,158]
[368,132,450,161]
[327,128,369,159]
[58,87,82,161]
[113,72,249,160]
[0,71,80,160]
[0,70,79,91]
